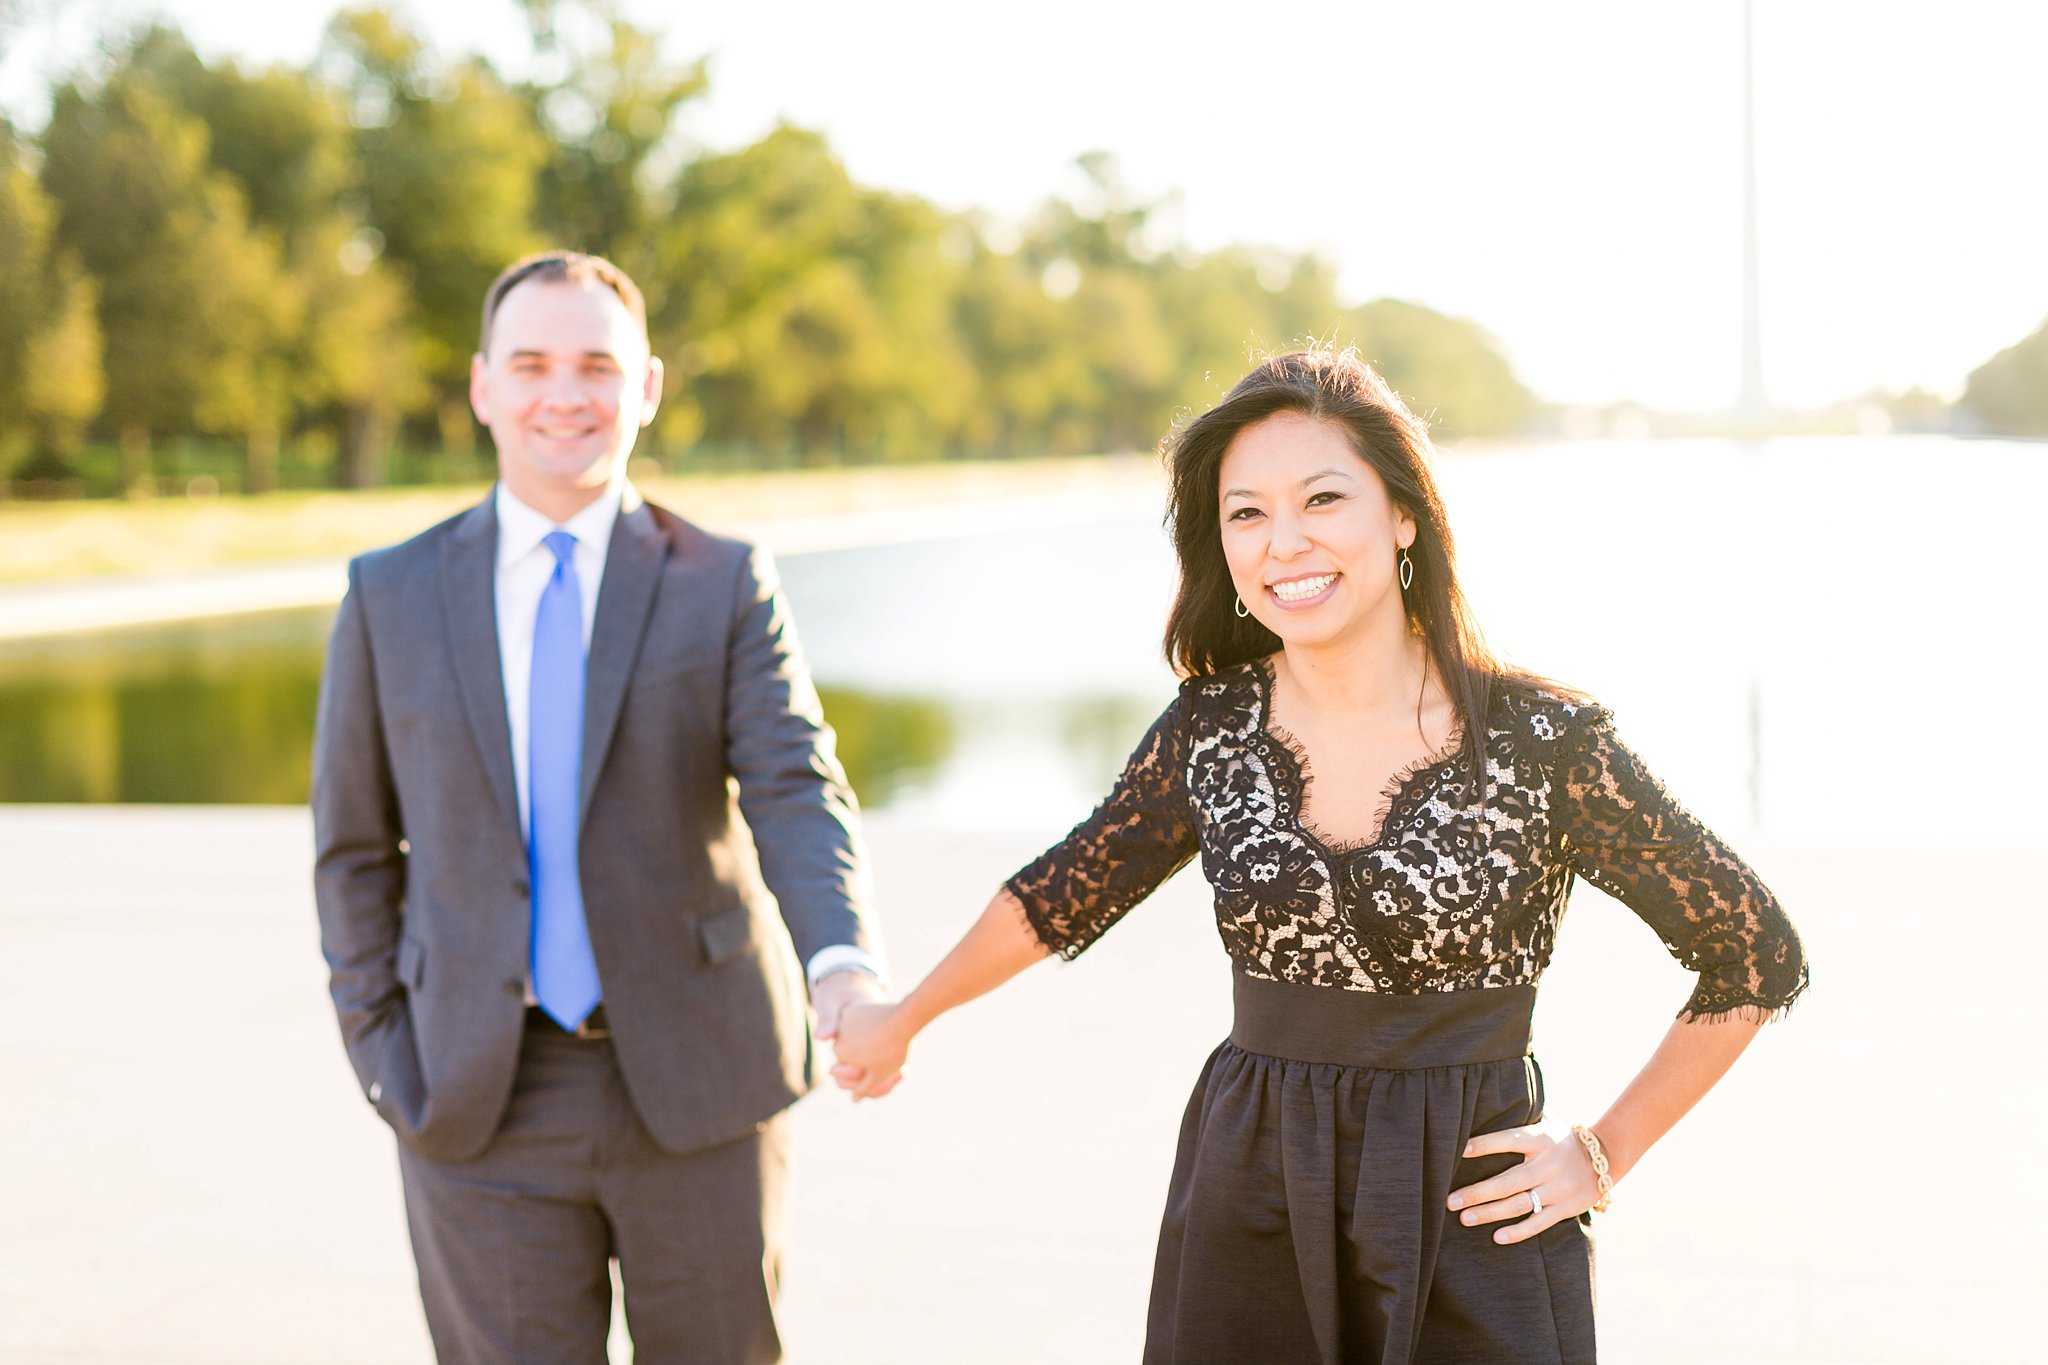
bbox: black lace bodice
[1005,660,1808,1023]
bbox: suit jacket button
[368,1082,382,1103]
[513,877,530,897]
[504,979,524,996]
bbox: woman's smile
[1268,572,1341,608]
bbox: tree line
[1962,316,2048,438]
[0,3,1537,498]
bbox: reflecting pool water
[2,435,2042,848]
[0,612,993,811]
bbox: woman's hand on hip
[1447,1125,1604,1245]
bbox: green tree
[1962,316,2048,437]
[321,6,546,472]
[947,230,1091,458]
[10,11,1545,491]
[1058,267,1175,452]
[1343,298,1533,439]
[519,0,707,274]
[1029,151,1165,273]
[657,124,971,463]
[16,257,105,479]
[39,40,296,495]
[1016,154,1176,450]
[0,128,106,485]
[130,27,426,487]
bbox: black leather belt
[528,1003,611,1039]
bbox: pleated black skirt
[1144,974,1596,1365]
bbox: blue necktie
[530,530,601,1030]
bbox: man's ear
[469,352,490,425]
[639,355,665,428]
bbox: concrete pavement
[0,806,2037,1362]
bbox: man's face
[469,278,662,510]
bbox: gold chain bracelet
[1570,1125,1614,1213]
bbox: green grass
[0,455,1162,586]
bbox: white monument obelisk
[1736,0,1767,421]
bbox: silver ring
[1528,1188,1544,1216]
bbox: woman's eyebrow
[1224,467,1355,500]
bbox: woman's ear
[1395,505,1418,550]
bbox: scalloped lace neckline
[1247,657,1466,857]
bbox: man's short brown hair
[478,250,649,356]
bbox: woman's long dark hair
[1162,347,1529,770]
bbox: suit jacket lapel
[580,501,667,827]
[440,499,522,841]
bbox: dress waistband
[1230,973,1535,1070]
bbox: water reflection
[812,689,955,807]
[5,436,2044,845]
[0,611,327,803]
[0,608,1120,812]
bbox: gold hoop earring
[1398,547,1415,591]
[1234,596,1250,619]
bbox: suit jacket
[312,492,875,1164]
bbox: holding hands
[826,1000,914,1100]
[811,969,890,1053]
[1447,1123,1615,1245]
[816,886,1053,1103]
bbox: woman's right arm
[829,887,1048,1099]
[830,692,1200,1099]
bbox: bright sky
[7,0,2045,411]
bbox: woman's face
[1217,412,1415,651]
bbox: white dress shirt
[493,482,883,988]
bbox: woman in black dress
[828,349,1808,1364]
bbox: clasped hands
[810,975,909,1101]
[1446,1124,1608,1245]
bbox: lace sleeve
[1003,697,1198,960]
[1553,710,1809,1023]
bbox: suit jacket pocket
[699,905,758,967]
[396,934,425,990]
[369,1006,428,1137]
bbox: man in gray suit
[313,250,886,1362]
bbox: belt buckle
[572,1006,610,1040]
